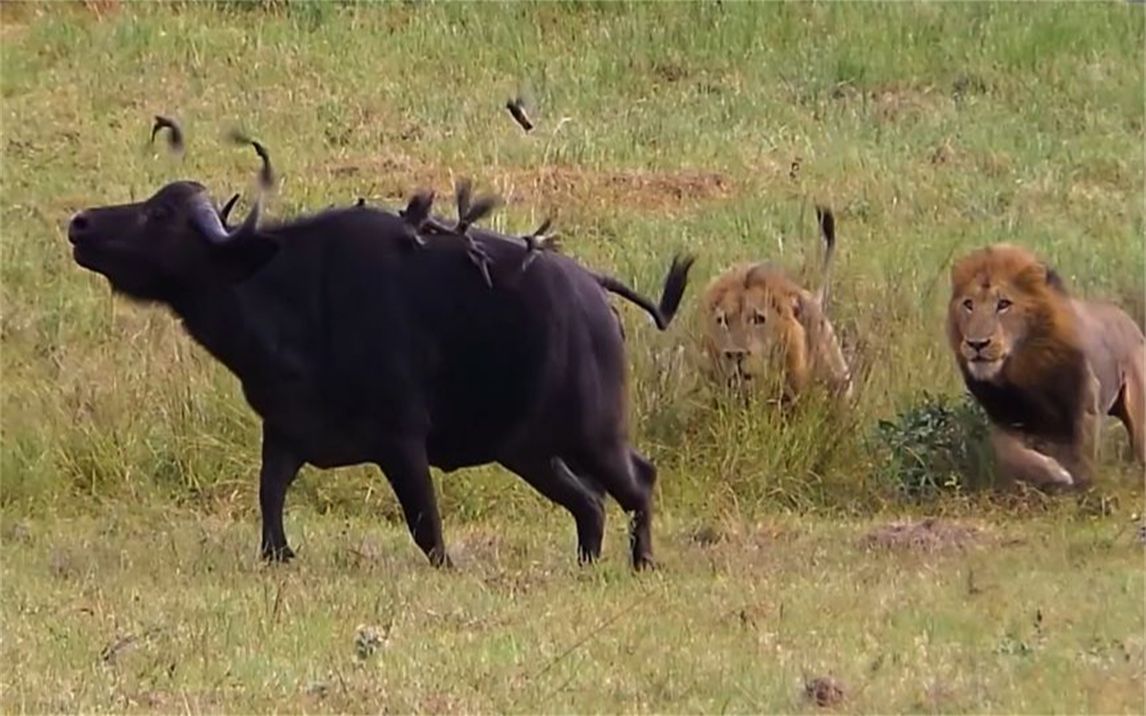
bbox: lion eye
[716,313,728,328]
[962,298,973,312]
[997,298,1012,312]
[750,311,766,325]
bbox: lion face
[737,274,807,384]
[702,264,807,391]
[949,283,1020,381]
[701,266,753,383]
[947,244,1056,383]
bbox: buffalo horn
[219,193,241,226]
[189,192,260,245]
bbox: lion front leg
[1084,363,1104,474]
[782,337,811,402]
[990,428,1077,490]
[1064,364,1104,487]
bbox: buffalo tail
[596,253,695,331]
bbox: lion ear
[1045,266,1068,292]
[950,258,976,291]
[795,290,829,331]
[793,291,822,323]
[1017,260,1060,292]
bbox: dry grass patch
[860,517,983,553]
[325,155,735,216]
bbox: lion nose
[965,338,991,352]
[722,349,747,363]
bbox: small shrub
[874,392,995,499]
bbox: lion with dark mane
[947,244,1145,489]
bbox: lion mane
[947,243,1145,488]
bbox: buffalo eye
[997,298,1012,312]
[962,298,973,312]
[749,310,766,325]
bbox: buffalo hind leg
[376,439,450,568]
[628,449,658,568]
[499,454,606,564]
[573,443,656,570]
[259,425,304,562]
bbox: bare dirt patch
[805,675,846,708]
[323,155,735,215]
[860,518,982,553]
[651,60,689,84]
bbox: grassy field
[3,507,1144,713]
[2,2,1144,712]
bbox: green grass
[3,508,1144,713]
[1,2,1144,712]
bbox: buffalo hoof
[261,544,296,563]
[632,555,657,572]
[577,549,601,566]
[427,549,453,569]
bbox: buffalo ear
[210,235,280,283]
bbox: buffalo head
[68,180,273,301]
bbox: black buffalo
[67,180,693,569]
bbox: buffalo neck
[168,282,266,379]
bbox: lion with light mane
[947,244,1145,489]
[700,206,852,402]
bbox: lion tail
[813,205,836,309]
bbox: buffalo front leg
[259,425,304,562]
[376,440,450,568]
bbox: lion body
[947,244,1145,488]
[700,208,852,401]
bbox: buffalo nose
[68,211,92,245]
[966,338,991,352]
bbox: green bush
[875,392,995,499]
